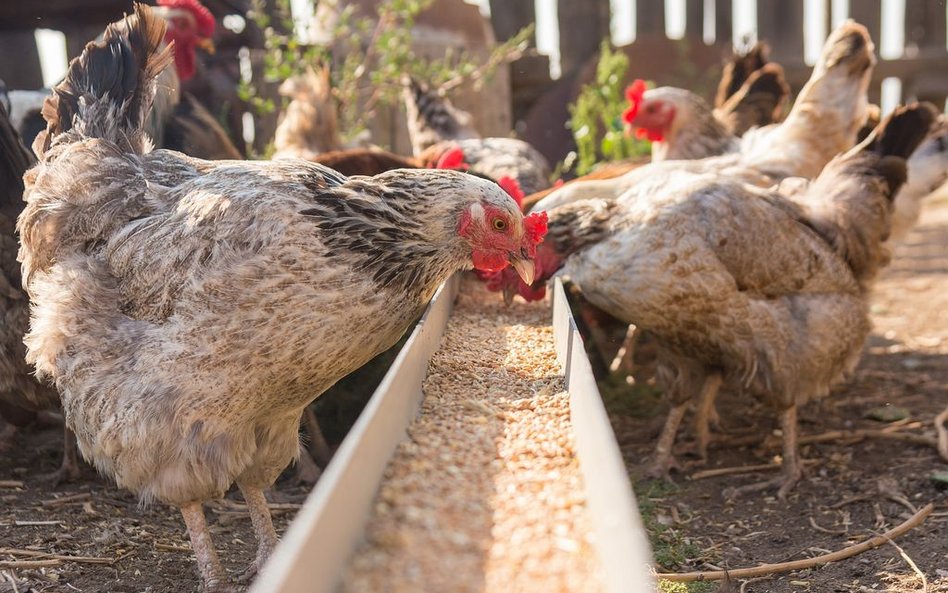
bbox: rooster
[19,6,546,591]
[493,104,935,499]
[0,96,81,482]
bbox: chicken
[519,50,788,213]
[19,6,545,591]
[495,104,935,499]
[532,21,874,214]
[621,55,788,162]
[403,76,553,196]
[402,75,479,156]
[0,94,81,481]
[272,67,344,160]
[622,79,738,161]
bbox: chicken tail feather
[35,3,173,157]
[854,102,938,198]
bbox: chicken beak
[508,256,535,286]
[196,37,216,54]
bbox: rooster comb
[435,146,468,170]
[621,79,648,124]
[157,0,216,38]
[524,211,548,245]
[497,176,524,209]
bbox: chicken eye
[492,218,508,231]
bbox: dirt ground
[1,197,946,593]
[0,341,403,593]
[605,196,948,592]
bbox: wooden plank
[849,0,882,49]
[757,0,804,60]
[685,0,705,39]
[715,0,733,45]
[249,276,459,593]
[904,0,947,51]
[557,0,611,76]
[488,0,536,45]
[553,279,658,593]
[636,0,667,37]
[0,32,43,88]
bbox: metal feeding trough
[250,276,656,593]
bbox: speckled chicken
[18,6,545,592]
[404,77,553,196]
[497,104,936,499]
[402,75,479,155]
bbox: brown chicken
[0,96,81,481]
[19,7,544,591]
[495,104,936,499]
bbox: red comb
[497,176,524,208]
[621,79,647,125]
[524,211,548,245]
[158,0,216,38]
[552,179,564,188]
[435,147,468,170]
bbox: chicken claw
[236,485,279,584]
[724,406,803,501]
[180,502,235,593]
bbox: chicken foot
[180,501,234,593]
[725,406,803,501]
[236,484,279,584]
[647,402,688,479]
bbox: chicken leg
[646,402,688,479]
[302,406,332,467]
[725,405,804,500]
[609,324,638,375]
[41,426,82,485]
[180,501,234,593]
[237,484,279,584]
[692,373,723,462]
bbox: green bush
[567,40,652,176]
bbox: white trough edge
[552,278,658,593]
[249,275,460,593]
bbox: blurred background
[3,0,946,166]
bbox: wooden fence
[1,0,946,160]
[494,0,948,165]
